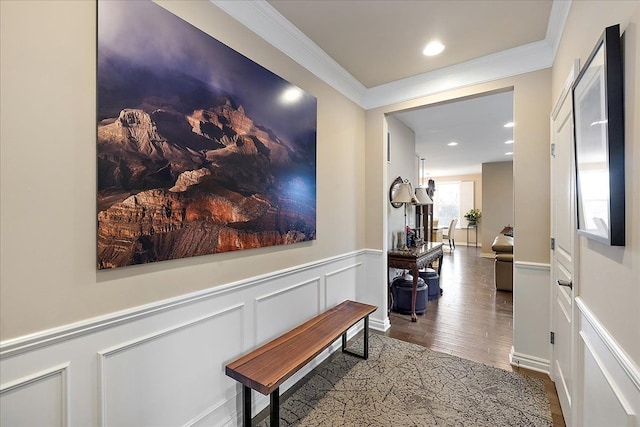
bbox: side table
[466,224,478,247]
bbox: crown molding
[211,0,570,110]
[363,39,554,109]
[211,0,366,106]
[546,0,573,59]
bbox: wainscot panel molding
[511,261,551,373]
[576,298,640,427]
[324,262,361,309]
[97,305,244,427]
[0,362,70,427]
[255,277,321,345]
[0,250,372,426]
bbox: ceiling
[222,1,562,177]
[268,1,553,88]
[393,90,514,177]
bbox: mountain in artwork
[97,54,316,269]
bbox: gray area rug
[257,334,552,426]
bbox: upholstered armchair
[492,234,513,291]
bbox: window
[434,181,474,228]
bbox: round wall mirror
[389,176,404,208]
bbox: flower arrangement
[405,225,415,237]
[406,225,416,247]
[464,208,482,223]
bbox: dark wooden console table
[388,242,444,322]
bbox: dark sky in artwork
[97,0,316,148]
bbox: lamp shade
[392,182,415,204]
[415,187,433,205]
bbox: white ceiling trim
[363,40,553,110]
[211,0,571,111]
[211,0,366,105]
[546,0,572,58]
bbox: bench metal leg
[341,315,370,360]
[243,385,251,426]
[242,386,279,427]
[270,387,279,427]
[364,315,369,359]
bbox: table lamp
[392,181,416,250]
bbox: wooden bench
[225,300,377,426]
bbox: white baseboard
[459,242,482,248]
[369,316,391,332]
[510,347,551,374]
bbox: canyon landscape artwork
[97,1,317,269]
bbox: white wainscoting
[577,298,639,427]
[362,249,389,331]
[510,261,551,373]
[0,363,70,427]
[0,250,386,427]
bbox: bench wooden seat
[225,300,377,426]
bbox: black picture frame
[571,24,625,246]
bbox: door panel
[551,80,575,426]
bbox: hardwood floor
[384,244,566,426]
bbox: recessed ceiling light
[505,151,513,155]
[447,141,458,146]
[504,122,514,128]
[505,140,514,144]
[423,41,445,56]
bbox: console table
[388,242,444,322]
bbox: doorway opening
[385,89,516,366]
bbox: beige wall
[386,116,417,248]
[0,1,366,340]
[511,71,552,263]
[481,162,514,253]
[366,72,551,263]
[551,1,640,363]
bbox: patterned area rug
[257,334,552,426]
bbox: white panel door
[550,66,578,427]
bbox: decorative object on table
[396,231,405,250]
[464,208,482,225]
[391,178,417,250]
[96,0,317,269]
[572,24,625,246]
[405,225,416,247]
